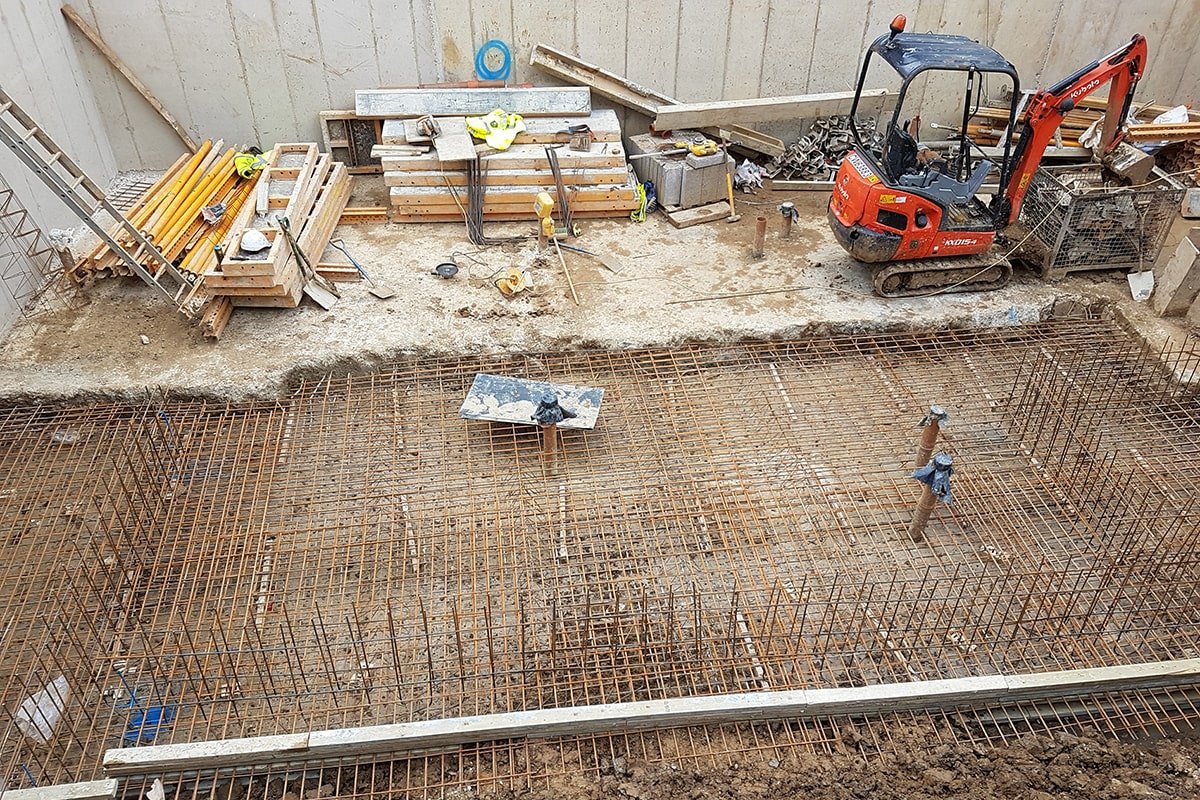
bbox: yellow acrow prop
[157,149,235,253]
[141,139,213,235]
[178,178,257,275]
[148,144,225,244]
[165,169,240,262]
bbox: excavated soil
[506,727,1200,800]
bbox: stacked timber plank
[969,95,1200,149]
[354,87,639,222]
[202,143,349,310]
[77,139,254,284]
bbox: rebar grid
[1,316,1199,794]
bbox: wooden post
[914,405,948,467]
[753,216,767,258]
[542,423,558,457]
[61,5,199,153]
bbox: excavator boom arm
[1001,34,1147,223]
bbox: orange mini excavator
[828,14,1148,296]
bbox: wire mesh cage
[1017,164,1183,278]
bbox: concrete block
[679,154,734,209]
[686,151,727,169]
[626,134,684,207]
[1152,228,1200,316]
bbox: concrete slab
[0,188,1191,403]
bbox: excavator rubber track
[871,252,1013,298]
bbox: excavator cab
[830,15,1148,296]
[829,14,1020,274]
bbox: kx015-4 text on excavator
[828,14,1148,297]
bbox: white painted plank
[102,659,1200,777]
[356,87,592,117]
[675,0,730,102]
[653,89,894,129]
[432,120,477,162]
[0,780,117,800]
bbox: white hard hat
[239,230,270,253]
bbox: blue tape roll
[475,39,512,82]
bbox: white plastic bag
[15,675,71,744]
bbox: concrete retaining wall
[55,0,1200,170]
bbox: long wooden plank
[390,200,638,216]
[529,43,785,158]
[390,184,634,205]
[1,779,118,800]
[382,142,627,172]
[1126,123,1200,142]
[61,5,198,152]
[355,87,591,118]
[653,89,897,129]
[385,168,630,188]
[382,110,622,145]
[390,209,633,223]
[103,659,1200,776]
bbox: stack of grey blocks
[626,132,734,210]
[1153,228,1200,321]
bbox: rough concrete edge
[8,286,1197,409]
[0,295,1079,407]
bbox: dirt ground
[4,187,1193,402]
[510,727,1200,800]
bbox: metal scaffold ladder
[0,85,193,313]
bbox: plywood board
[460,374,604,429]
[355,87,592,118]
[664,201,730,229]
[432,119,477,163]
[384,167,630,187]
[385,111,623,145]
[382,142,627,171]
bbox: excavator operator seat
[884,126,919,179]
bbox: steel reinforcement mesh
[1,314,1199,796]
